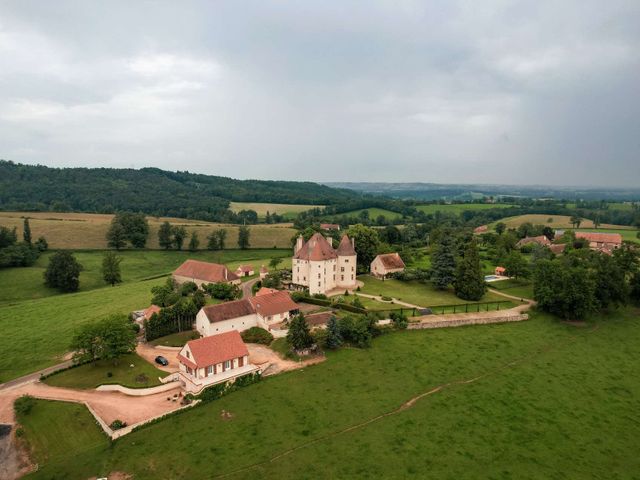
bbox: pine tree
[286,313,314,351]
[188,232,200,251]
[454,239,487,301]
[430,234,456,289]
[158,221,173,250]
[23,218,32,244]
[238,226,250,249]
[217,229,227,249]
[102,251,123,286]
[324,316,342,349]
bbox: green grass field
[333,208,403,220]
[415,203,513,215]
[488,214,636,232]
[42,353,167,389]
[149,330,200,347]
[0,249,291,382]
[358,275,508,307]
[19,308,640,479]
[16,400,109,466]
[489,278,535,300]
[229,202,319,219]
[0,249,290,305]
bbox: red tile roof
[374,253,405,270]
[474,225,488,233]
[256,287,279,296]
[259,265,268,273]
[201,299,255,324]
[549,244,566,254]
[178,330,248,369]
[320,223,340,230]
[293,233,338,261]
[144,304,161,318]
[336,235,356,256]
[249,290,298,317]
[575,232,622,245]
[517,236,551,247]
[173,260,239,283]
[236,265,254,273]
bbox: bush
[312,293,328,300]
[110,419,127,430]
[241,327,274,345]
[180,281,198,296]
[381,296,392,301]
[14,395,36,416]
[390,312,408,329]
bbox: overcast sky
[1,1,639,186]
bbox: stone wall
[408,313,528,330]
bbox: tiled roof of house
[173,260,239,283]
[236,265,254,273]
[201,299,255,324]
[249,290,298,317]
[293,233,338,261]
[374,253,405,270]
[575,232,622,244]
[516,236,551,247]
[336,235,356,256]
[144,304,161,318]
[178,330,248,369]
[549,244,566,254]
[260,265,268,273]
[320,223,340,230]
[474,225,488,233]
[255,287,279,296]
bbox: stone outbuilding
[370,253,405,279]
[173,260,240,287]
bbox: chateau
[292,232,357,295]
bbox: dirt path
[136,343,180,373]
[488,288,536,313]
[247,344,324,376]
[242,278,259,299]
[215,324,600,479]
[355,292,421,309]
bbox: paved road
[242,278,259,299]
[0,360,72,392]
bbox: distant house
[143,304,161,319]
[575,232,622,251]
[173,260,240,287]
[474,225,488,234]
[495,266,506,276]
[235,265,255,277]
[320,223,340,231]
[370,253,405,279]
[516,236,551,248]
[195,289,299,337]
[177,330,258,393]
[549,244,566,255]
[259,265,268,279]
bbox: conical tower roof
[336,235,356,256]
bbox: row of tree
[0,219,48,268]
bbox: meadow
[358,275,509,307]
[19,308,640,479]
[0,249,290,382]
[415,203,514,215]
[333,207,403,220]
[488,214,636,232]
[0,211,297,249]
[228,202,319,219]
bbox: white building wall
[195,310,258,337]
[336,255,357,289]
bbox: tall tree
[454,239,486,301]
[495,222,506,235]
[188,231,200,252]
[286,313,314,351]
[70,314,136,365]
[207,231,220,250]
[102,251,123,286]
[269,257,283,270]
[44,251,83,292]
[430,234,457,289]
[172,226,187,250]
[238,226,251,249]
[217,229,227,250]
[324,316,342,349]
[504,250,530,279]
[106,221,127,250]
[346,224,380,271]
[23,218,32,244]
[158,221,173,250]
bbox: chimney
[351,237,355,249]
[224,268,227,280]
[295,235,304,254]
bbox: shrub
[390,312,408,330]
[241,327,274,345]
[135,373,149,384]
[312,293,328,300]
[180,281,198,296]
[110,419,127,430]
[106,371,113,378]
[14,395,36,416]
[381,296,392,301]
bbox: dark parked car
[155,355,169,366]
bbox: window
[207,366,213,375]
[341,267,344,272]
[345,259,349,263]
[352,267,354,271]
[318,273,321,279]
[341,275,344,281]
[318,282,321,287]
[186,351,190,359]
[224,360,231,370]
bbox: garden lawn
[358,275,507,307]
[0,249,290,305]
[42,353,167,389]
[16,400,109,466]
[21,309,640,479]
[490,278,535,300]
[149,330,200,347]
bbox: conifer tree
[158,221,173,250]
[286,313,314,351]
[23,218,32,244]
[324,316,342,349]
[430,234,456,289]
[454,239,487,301]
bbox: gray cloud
[1,0,638,186]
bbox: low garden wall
[96,381,181,396]
[408,313,529,330]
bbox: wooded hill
[0,160,362,222]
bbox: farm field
[358,275,508,307]
[18,309,640,479]
[0,249,290,305]
[333,207,403,220]
[43,353,166,389]
[415,203,513,215]
[229,202,319,219]
[0,211,296,249]
[488,214,636,231]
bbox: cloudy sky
[1,1,639,186]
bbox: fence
[425,300,513,315]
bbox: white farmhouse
[291,233,357,296]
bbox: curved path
[242,278,260,299]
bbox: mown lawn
[490,278,535,300]
[149,330,200,347]
[21,309,640,479]
[358,275,507,307]
[16,400,109,466]
[0,249,290,305]
[43,353,167,389]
